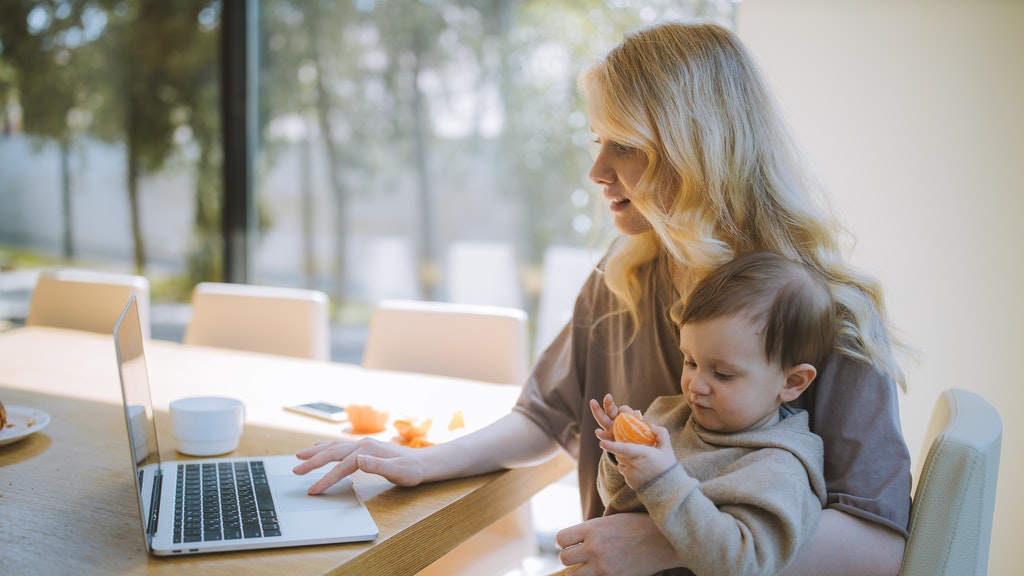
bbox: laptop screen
[113,295,163,542]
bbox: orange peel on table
[346,404,390,434]
[447,410,465,432]
[396,436,435,448]
[392,417,435,448]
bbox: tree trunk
[126,100,146,275]
[59,139,74,260]
[410,26,435,301]
[313,47,347,308]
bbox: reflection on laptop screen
[115,295,160,467]
[114,295,162,542]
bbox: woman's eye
[592,137,636,155]
[611,141,635,154]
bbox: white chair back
[184,282,331,361]
[362,299,529,386]
[534,245,595,358]
[26,269,151,337]
[445,241,524,309]
[899,388,1001,575]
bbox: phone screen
[302,402,345,415]
[286,401,347,421]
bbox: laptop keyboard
[173,461,281,543]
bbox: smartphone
[285,401,347,422]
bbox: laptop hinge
[147,469,162,537]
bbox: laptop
[113,295,378,556]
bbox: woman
[295,21,911,576]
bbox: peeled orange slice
[612,411,656,446]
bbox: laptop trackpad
[271,475,361,513]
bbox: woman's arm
[554,509,905,576]
[293,411,560,493]
[782,509,905,576]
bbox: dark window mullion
[220,0,257,283]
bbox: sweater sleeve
[638,450,823,576]
[597,450,646,515]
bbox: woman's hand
[293,412,561,494]
[555,513,682,576]
[293,437,428,493]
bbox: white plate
[0,405,52,447]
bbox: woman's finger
[305,462,352,494]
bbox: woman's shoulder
[791,350,902,422]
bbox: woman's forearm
[783,509,906,576]
[422,411,562,481]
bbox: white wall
[737,1,1024,573]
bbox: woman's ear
[780,363,817,403]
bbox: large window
[0,1,223,338]
[0,0,736,360]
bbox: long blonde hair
[579,21,905,387]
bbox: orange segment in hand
[612,411,656,446]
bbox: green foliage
[1,0,735,305]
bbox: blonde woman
[295,21,911,576]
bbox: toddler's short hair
[679,252,836,370]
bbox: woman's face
[588,132,652,236]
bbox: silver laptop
[113,295,378,556]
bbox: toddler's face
[678,316,790,433]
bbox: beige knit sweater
[598,395,827,576]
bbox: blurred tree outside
[0,0,102,262]
[255,0,735,314]
[0,0,223,288]
[0,0,736,330]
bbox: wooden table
[0,326,574,575]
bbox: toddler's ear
[780,363,817,402]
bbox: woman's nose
[588,147,614,185]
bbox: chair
[898,388,1002,576]
[363,299,529,386]
[534,244,596,359]
[361,298,536,576]
[445,241,524,309]
[183,282,331,361]
[26,268,152,337]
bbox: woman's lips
[609,198,631,212]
